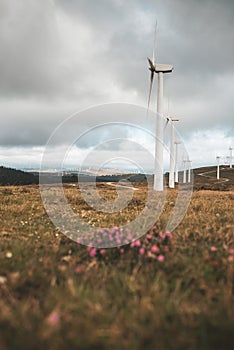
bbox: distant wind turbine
[216,156,220,180]
[229,147,233,168]
[164,99,179,188]
[147,22,174,191]
[187,160,192,183]
[174,141,181,183]
[183,160,187,183]
[166,115,179,188]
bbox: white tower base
[183,161,187,183]
[169,122,175,188]
[154,72,164,191]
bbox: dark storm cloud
[0,0,233,148]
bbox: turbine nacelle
[166,117,179,122]
[155,64,173,73]
[147,58,173,73]
[165,116,179,128]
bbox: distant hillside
[0,165,233,190]
[192,165,234,191]
[0,166,39,186]
[164,165,233,191]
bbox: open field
[0,184,234,349]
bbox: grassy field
[0,183,233,349]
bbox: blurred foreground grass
[0,185,233,349]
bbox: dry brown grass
[0,184,233,349]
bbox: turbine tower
[187,160,192,183]
[174,141,181,183]
[147,23,174,191]
[216,156,220,180]
[229,147,233,168]
[183,160,187,183]
[166,116,179,188]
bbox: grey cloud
[0,1,59,97]
[0,0,233,149]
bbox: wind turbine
[183,160,187,183]
[226,156,230,166]
[147,23,174,191]
[174,141,181,183]
[166,116,179,188]
[216,156,220,180]
[187,160,192,183]
[229,147,233,168]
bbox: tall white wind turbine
[147,23,174,191]
[174,141,181,183]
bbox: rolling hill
[0,166,38,186]
[0,165,233,190]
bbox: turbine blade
[152,20,157,65]
[167,97,170,116]
[147,57,155,70]
[147,71,154,111]
[164,117,170,130]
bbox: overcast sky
[0,0,233,169]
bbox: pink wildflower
[89,248,97,257]
[166,231,172,239]
[134,240,141,247]
[75,266,84,274]
[47,310,60,327]
[210,246,217,252]
[228,256,233,262]
[139,248,145,256]
[100,249,106,256]
[146,234,153,240]
[228,249,234,255]
[151,245,159,253]
[157,254,165,262]
[159,232,166,240]
[120,248,124,254]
